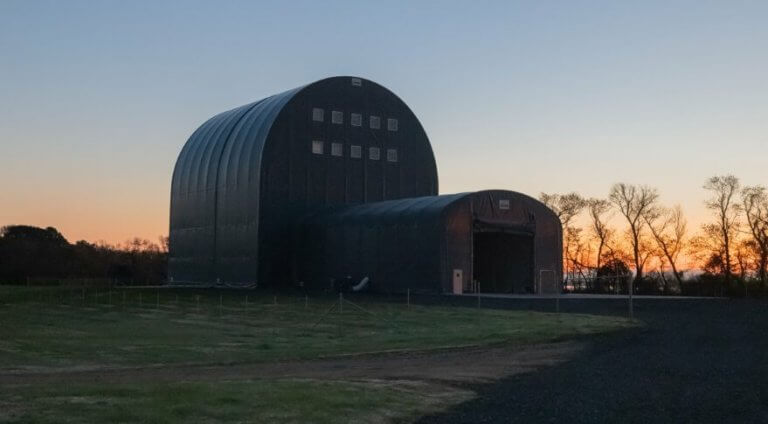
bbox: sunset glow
[1,1,766,249]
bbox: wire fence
[0,286,436,331]
[3,278,751,328]
[563,273,766,298]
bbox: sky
[1,0,766,245]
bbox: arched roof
[302,193,470,226]
[171,85,304,199]
[171,75,438,200]
[169,76,442,284]
[301,190,560,227]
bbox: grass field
[1,379,472,424]
[0,286,636,423]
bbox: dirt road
[0,341,583,387]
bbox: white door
[452,269,463,294]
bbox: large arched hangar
[169,76,438,286]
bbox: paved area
[418,299,768,423]
[451,292,721,300]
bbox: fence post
[628,278,634,321]
[407,288,410,309]
[477,283,481,309]
[339,292,343,314]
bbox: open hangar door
[472,229,535,294]
[443,190,560,296]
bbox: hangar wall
[297,190,563,294]
[169,77,438,286]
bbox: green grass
[0,287,635,370]
[0,287,637,423]
[0,379,472,424]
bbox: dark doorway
[473,232,534,293]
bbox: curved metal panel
[169,76,439,285]
[169,87,305,283]
[297,190,562,293]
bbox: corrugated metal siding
[169,76,440,285]
[169,87,304,283]
[297,190,563,294]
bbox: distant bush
[0,225,167,285]
[680,272,766,298]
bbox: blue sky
[1,0,766,243]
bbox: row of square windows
[311,140,398,162]
[312,108,398,131]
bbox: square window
[312,108,324,122]
[350,145,362,158]
[369,147,380,160]
[331,111,343,124]
[331,142,343,157]
[351,77,362,86]
[369,115,380,129]
[387,118,398,131]
[499,199,510,210]
[386,149,398,162]
[351,113,362,127]
[311,140,324,155]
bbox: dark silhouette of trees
[703,175,741,290]
[645,205,687,290]
[595,258,631,294]
[587,198,613,273]
[540,192,587,286]
[0,226,72,281]
[0,225,167,285]
[741,186,768,288]
[531,176,766,297]
[609,183,659,288]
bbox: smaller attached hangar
[297,190,562,294]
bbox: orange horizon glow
[1,180,715,251]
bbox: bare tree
[540,192,586,229]
[540,192,587,285]
[159,235,170,254]
[652,249,671,293]
[690,224,727,275]
[587,198,613,272]
[734,240,751,281]
[703,175,741,287]
[609,183,659,286]
[644,205,687,289]
[741,185,768,287]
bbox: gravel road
[418,298,768,423]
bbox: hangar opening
[473,231,534,294]
[168,76,563,294]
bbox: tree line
[0,225,167,285]
[541,175,768,297]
